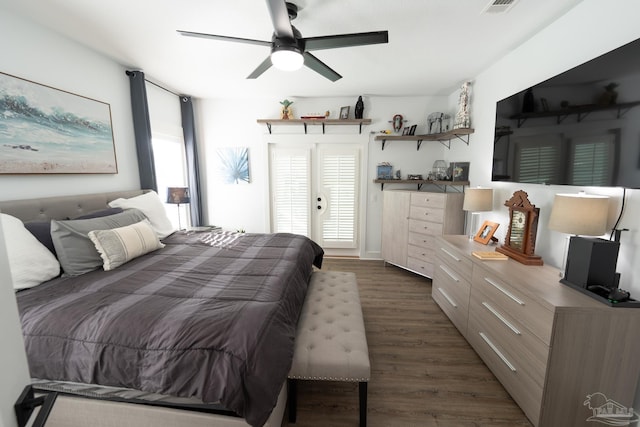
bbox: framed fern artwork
[217,147,250,184]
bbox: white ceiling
[2,0,584,99]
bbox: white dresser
[381,190,464,278]
[433,235,640,427]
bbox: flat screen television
[493,37,640,188]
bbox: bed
[0,190,324,427]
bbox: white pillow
[88,219,165,271]
[0,213,60,290]
[108,191,175,238]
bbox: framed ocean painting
[0,71,117,174]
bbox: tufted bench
[288,270,371,427]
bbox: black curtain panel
[125,70,157,192]
[180,96,203,227]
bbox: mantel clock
[496,190,543,265]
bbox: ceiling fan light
[271,48,304,71]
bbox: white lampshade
[548,193,609,236]
[271,48,304,71]
[463,188,493,212]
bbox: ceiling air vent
[482,0,518,14]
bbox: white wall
[0,7,140,201]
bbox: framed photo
[0,71,117,174]
[409,124,417,135]
[450,161,470,182]
[339,106,350,119]
[217,147,250,184]
[474,220,499,245]
[402,127,410,135]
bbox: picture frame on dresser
[473,220,499,244]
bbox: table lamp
[548,192,617,289]
[463,188,493,240]
[166,187,190,230]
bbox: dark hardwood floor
[283,258,532,427]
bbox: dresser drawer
[408,243,433,261]
[469,292,549,388]
[409,219,443,236]
[408,232,432,250]
[409,205,444,223]
[432,281,469,336]
[433,263,470,320]
[410,192,445,208]
[434,240,473,284]
[467,313,543,425]
[472,265,554,345]
[407,256,434,277]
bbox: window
[152,134,187,228]
[512,134,562,185]
[568,133,617,186]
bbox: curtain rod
[126,70,190,100]
[145,78,182,98]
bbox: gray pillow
[51,208,147,276]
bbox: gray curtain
[126,70,157,192]
[180,96,203,226]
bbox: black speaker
[563,237,620,289]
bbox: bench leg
[288,379,297,423]
[359,381,367,427]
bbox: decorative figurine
[597,82,618,106]
[354,96,364,119]
[453,81,471,129]
[391,114,404,132]
[522,88,534,113]
[280,99,294,120]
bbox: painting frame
[339,106,350,120]
[217,147,250,184]
[450,161,470,182]
[0,71,117,174]
[474,220,499,245]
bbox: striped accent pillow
[88,219,165,271]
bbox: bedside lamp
[166,187,190,230]
[548,192,617,289]
[463,188,493,240]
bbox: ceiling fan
[177,0,388,82]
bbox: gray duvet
[17,231,324,427]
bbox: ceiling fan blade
[303,52,342,82]
[265,0,295,39]
[177,30,271,47]
[247,56,273,79]
[304,31,388,51]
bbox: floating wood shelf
[374,128,474,150]
[509,101,640,127]
[257,118,372,134]
[374,179,469,191]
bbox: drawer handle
[437,287,457,308]
[439,247,461,262]
[479,332,517,372]
[482,302,521,335]
[483,278,525,306]
[439,264,460,282]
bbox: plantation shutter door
[270,146,311,236]
[513,134,562,185]
[570,134,615,186]
[316,145,359,249]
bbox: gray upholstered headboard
[0,190,148,223]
